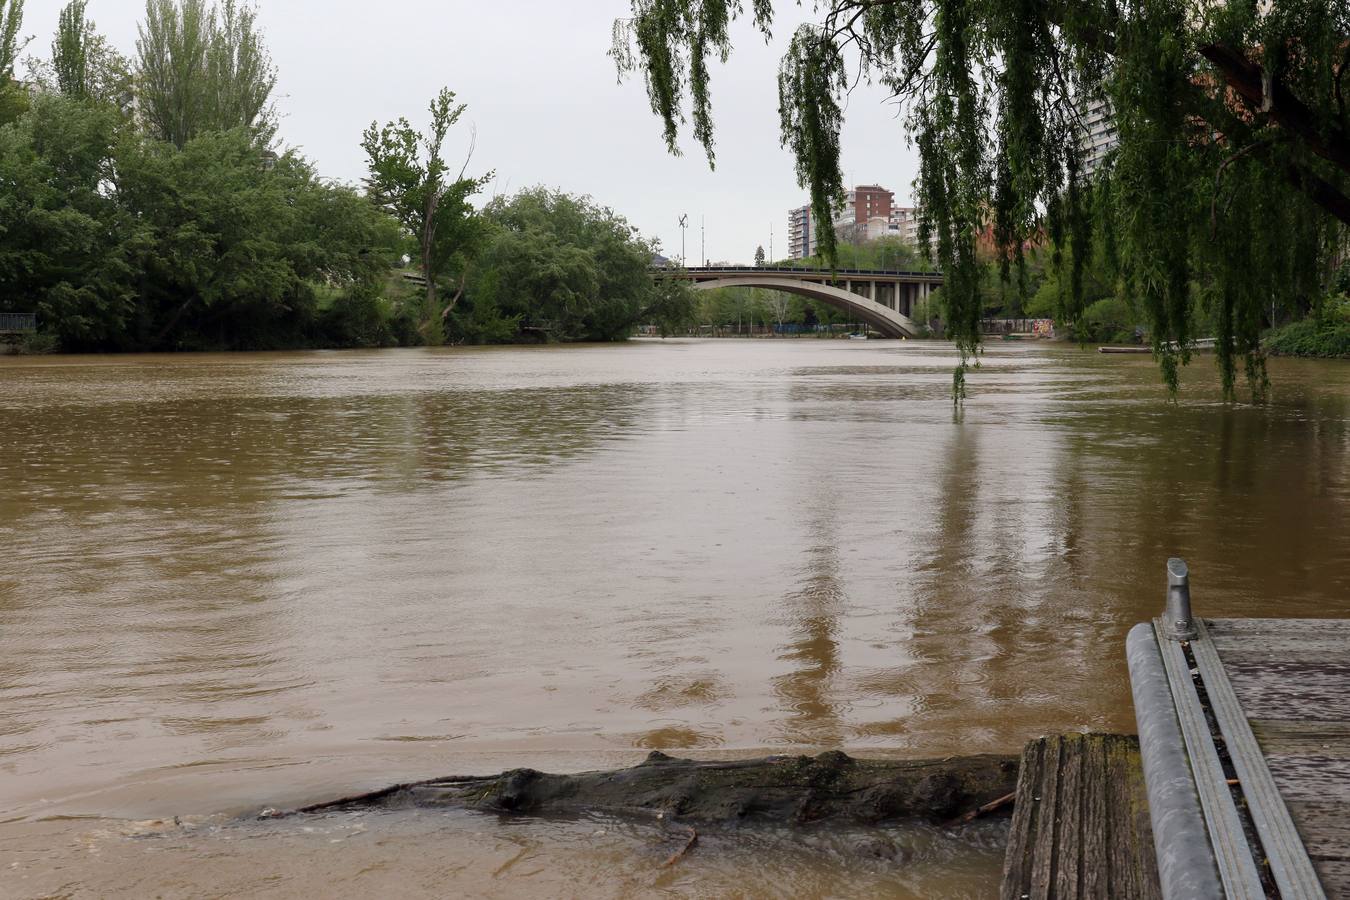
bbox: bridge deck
[663,264,941,280]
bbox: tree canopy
[136,0,277,148]
[466,187,695,342]
[0,92,399,351]
[612,0,1350,398]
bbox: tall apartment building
[789,185,912,258]
[1080,97,1118,176]
[837,184,895,227]
[887,207,922,244]
[787,204,815,259]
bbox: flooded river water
[2,340,1348,897]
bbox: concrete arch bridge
[653,265,941,338]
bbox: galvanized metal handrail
[1127,621,1225,900]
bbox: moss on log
[292,750,1019,826]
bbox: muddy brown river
[2,340,1348,897]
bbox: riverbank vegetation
[0,0,693,353]
[1264,284,1350,358]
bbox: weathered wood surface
[1211,617,1350,899]
[1249,720,1350,758]
[293,749,1019,826]
[1000,733,1161,900]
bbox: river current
[2,340,1347,897]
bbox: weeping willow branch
[611,0,1350,401]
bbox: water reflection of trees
[0,384,652,516]
[770,461,846,746]
[0,372,655,786]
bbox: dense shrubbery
[1067,297,1138,344]
[1264,320,1350,358]
[1265,292,1350,358]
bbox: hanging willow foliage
[611,0,1350,399]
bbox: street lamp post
[678,214,688,266]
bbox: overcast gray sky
[22,0,922,263]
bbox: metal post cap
[1167,557,1189,584]
[1163,557,1197,641]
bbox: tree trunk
[290,750,1019,826]
[420,189,443,344]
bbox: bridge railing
[0,313,37,334]
[657,264,941,278]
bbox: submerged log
[292,749,1019,826]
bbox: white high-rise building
[1080,97,1118,176]
[887,207,922,244]
[787,205,817,259]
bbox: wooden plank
[1081,735,1108,899]
[1001,734,1161,900]
[1109,734,1163,900]
[1222,661,1350,722]
[1206,618,1350,666]
[1309,859,1350,900]
[1001,736,1045,899]
[1216,643,1350,666]
[1264,757,1350,803]
[1030,735,1064,900]
[1105,736,1137,900]
[1206,618,1350,643]
[1250,720,1350,759]
[1284,801,1350,899]
[1054,735,1084,899]
[1283,800,1350,858]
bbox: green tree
[30,3,132,109]
[115,129,396,349]
[765,289,791,327]
[52,1,90,98]
[613,0,1350,399]
[362,87,489,345]
[644,275,697,335]
[136,0,277,149]
[0,0,22,79]
[465,188,662,343]
[0,0,27,126]
[0,94,134,345]
[754,244,765,266]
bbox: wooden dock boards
[1208,618,1350,898]
[1000,733,1161,900]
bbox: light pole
[678,214,688,266]
[700,215,705,266]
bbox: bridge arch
[685,276,922,339]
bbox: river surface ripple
[2,340,1348,897]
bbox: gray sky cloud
[22,0,921,262]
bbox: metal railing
[655,264,942,279]
[0,313,37,334]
